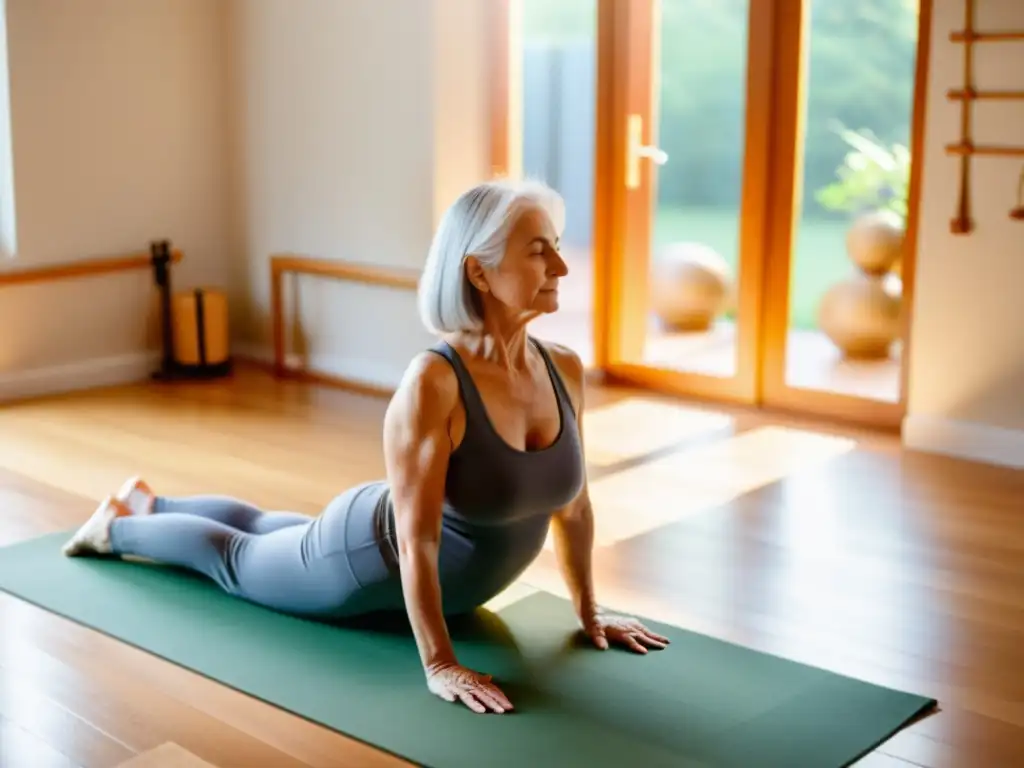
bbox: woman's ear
[464,255,490,294]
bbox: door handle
[626,113,668,189]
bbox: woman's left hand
[583,613,671,653]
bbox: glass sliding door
[596,0,772,405]
[493,0,930,430]
[759,0,927,428]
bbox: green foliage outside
[814,123,912,219]
[521,0,918,330]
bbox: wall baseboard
[0,350,160,404]
[0,343,406,405]
[903,414,1024,470]
[233,342,405,393]
[232,342,284,368]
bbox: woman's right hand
[425,661,514,714]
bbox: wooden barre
[0,248,183,288]
[950,30,1024,42]
[270,254,419,290]
[945,143,1024,157]
[947,89,1024,101]
[269,254,420,387]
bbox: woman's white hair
[418,178,566,335]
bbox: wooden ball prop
[817,273,901,359]
[845,210,904,276]
[650,242,733,332]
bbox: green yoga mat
[0,531,935,768]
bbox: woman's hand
[425,661,514,714]
[583,613,671,654]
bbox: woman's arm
[543,342,672,655]
[382,352,460,672]
[542,344,601,628]
[550,483,599,627]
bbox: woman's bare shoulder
[384,350,460,431]
[533,339,585,407]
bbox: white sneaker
[115,475,155,516]
[62,495,131,556]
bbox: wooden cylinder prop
[170,288,232,374]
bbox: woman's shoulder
[385,350,461,427]
[532,338,585,407]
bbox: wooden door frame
[593,0,772,407]
[487,0,932,431]
[756,0,932,431]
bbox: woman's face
[467,206,568,322]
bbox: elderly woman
[62,179,669,714]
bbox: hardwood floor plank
[906,705,1024,766]
[1,714,81,767]
[0,660,133,767]
[0,596,322,768]
[116,743,217,768]
[878,729,961,768]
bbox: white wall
[0,0,233,399]
[227,0,491,387]
[903,1,1024,468]
[0,0,491,400]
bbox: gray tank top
[373,337,585,558]
[432,337,585,530]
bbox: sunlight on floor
[0,594,80,761]
[117,743,218,768]
[581,396,734,467]
[482,581,542,612]
[548,425,859,549]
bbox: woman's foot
[115,475,155,516]
[62,495,132,556]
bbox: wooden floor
[0,363,1021,767]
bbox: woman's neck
[448,313,536,373]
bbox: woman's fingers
[623,621,670,649]
[609,627,665,653]
[457,690,487,713]
[640,625,671,645]
[624,634,649,654]
[472,686,510,714]
[459,682,513,714]
[447,677,514,714]
[636,629,669,649]
[482,682,514,711]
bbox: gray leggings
[107,483,402,618]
